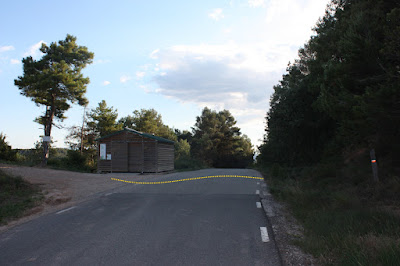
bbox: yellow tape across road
[111,175,263,185]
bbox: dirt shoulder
[0,164,135,232]
[259,181,318,266]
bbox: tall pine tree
[15,34,94,166]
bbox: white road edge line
[56,206,76,215]
[260,227,270,242]
[105,192,113,196]
[256,190,260,195]
[256,202,262,208]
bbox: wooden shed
[97,127,174,173]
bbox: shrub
[0,133,17,161]
[175,156,207,170]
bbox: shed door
[128,143,143,172]
[111,142,128,172]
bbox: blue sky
[0,0,329,149]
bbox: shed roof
[96,127,175,144]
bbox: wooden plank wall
[111,142,128,172]
[157,143,174,172]
[98,131,174,173]
[144,142,157,172]
[128,142,143,172]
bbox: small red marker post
[370,149,379,182]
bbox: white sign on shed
[100,143,106,160]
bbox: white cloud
[10,59,20,64]
[0,45,15,53]
[150,49,160,59]
[23,40,46,59]
[249,0,265,7]
[262,0,328,45]
[120,75,132,83]
[136,71,146,79]
[149,43,284,146]
[147,0,329,146]
[103,81,111,86]
[208,8,224,21]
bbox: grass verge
[0,169,43,225]
[257,163,400,265]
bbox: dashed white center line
[256,202,262,208]
[257,182,260,185]
[56,206,76,215]
[260,227,270,242]
[105,192,114,196]
[256,190,260,195]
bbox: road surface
[0,168,281,265]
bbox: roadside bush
[14,151,27,162]
[0,133,17,161]
[175,156,207,171]
[46,150,96,172]
[65,150,87,168]
[175,139,190,160]
[69,150,95,172]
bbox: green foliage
[119,108,177,141]
[88,100,122,138]
[174,157,207,171]
[65,100,123,171]
[25,141,46,165]
[63,150,94,171]
[173,132,207,170]
[0,170,43,224]
[14,34,93,119]
[46,150,96,172]
[258,64,335,166]
[66,109,97,152]
[33,139,60,161]
[65,108,98,170]
[175,139,190,160]
[257,1,400,263]
[175,129,193,143]
[65,102,120,171]
[259,0,400,174]
[192,107,253,168]
[14,34,94,165]
[0,133,17,161]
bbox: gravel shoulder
[259,181,318,266]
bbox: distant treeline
[74,104,254,170]
[258,0,400,175]
[0,104,254,171]
[71,103,253,170]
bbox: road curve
[0,168,281,266]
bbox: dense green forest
[257,0,400,264]
[258,0,400,175]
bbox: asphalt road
[0,169,281,266]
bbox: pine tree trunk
[41,101,55,167]
[42,139,49,167]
